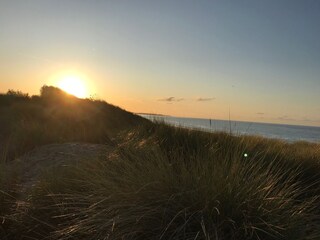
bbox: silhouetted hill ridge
[0,86,149,159]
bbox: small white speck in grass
[244,153,248,158]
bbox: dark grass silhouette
[0,86,149,160]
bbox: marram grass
[9,124,320,240]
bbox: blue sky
[0,0,319,126]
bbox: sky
[0,0,319,126]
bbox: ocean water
[140,114,320,143]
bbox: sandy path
[9,142,113,216]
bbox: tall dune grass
[7,123,320,239]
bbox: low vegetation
[0,86,148,160]
[0,87,319,239]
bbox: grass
[0,87,320,239]
[0,147,20,239]
[0,86,148,160]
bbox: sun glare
[57,76,88,98]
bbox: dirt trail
[8,142,113,216]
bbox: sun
[57,75,88,98]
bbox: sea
[139,114,320,143]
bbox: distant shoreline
[136,113,171,117]
[139,114,320,143]
[138,113,320,129]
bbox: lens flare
[57,75,87,98]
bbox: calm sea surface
[140,114,320,143]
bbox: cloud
[277,115,296,121]
[301,118,320,123]
[275,115,320,124]
[158,97,184,102]
[256,112,264,115]
[158,97,215,102]
[197,97,215,102]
